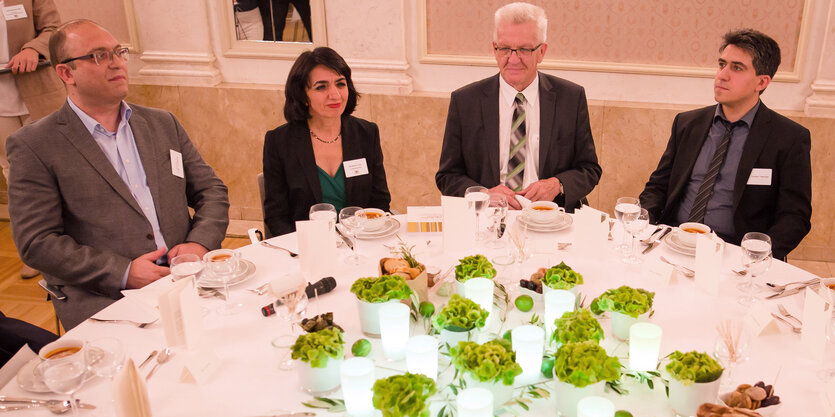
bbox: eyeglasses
[494,44,542,58]
[60,47,129,65]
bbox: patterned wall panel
[425,0,805,74]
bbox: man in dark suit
[435,2,601,210]
[640,29,811,260]
[7,20,230,329]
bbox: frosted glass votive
[340,357,375,417]
[406,335,439,380]
[577,395,615,417]
[464,278,494,328]
[628,322,663,372]
[379,303,410,361]
[457,387,494,417]
[544,289,575,337]
[511,325,544,384]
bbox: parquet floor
[0,219,833,335]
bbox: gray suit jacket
[7,102,230,329]
[435,73,601,210]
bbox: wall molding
[417,0,813,82]
[348,58,413,94]
[133,51,221,86]
[122,0,142,53]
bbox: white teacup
[523,201,564,224]
[357,208,389,231]
[203,249,241,277]
[39,339,84,361]
[675,222,711,247]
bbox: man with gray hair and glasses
[436,2,601,211]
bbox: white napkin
[113,359,152,417]
[96,293,159,323]
[0,344,36,388]
[515,195,532,209]
[573,206,608,255]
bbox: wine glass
[170,254,204,284]
[38,348,87,416]
[204,249,243,315]
[464,186,490,241]
[614,197,640,253]
[85,338,125,380]
[508,218,530,263]
[622,208,649,264]
[737,232,773,306]
[309,203,337,235]
[486,194,508,250]
[339,206,367,265]
[713,320,751,392]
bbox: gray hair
[494,2,548,43]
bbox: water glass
[204,249,243,315]
[85,338,125,380]
[309,203,337,241]
[465,186,490,241]
[339,206,367,265]
[614,197,640,252]
[486,194,508,249]
[38,348,87,416]
[737,232,773,306]
[621,208,649,264]
[170,254,203,283]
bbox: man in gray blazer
[436,2,601,211]
[6,20,229,330]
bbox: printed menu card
[296,219,336,281]
[442,196,475,253]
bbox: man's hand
[518,177,562,203]
[6,48,39,74]
[168,242,209,259]
[126,247,169,289]
[489,184,522,209]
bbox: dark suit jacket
[639,103,812,259]
[435,73,601,210]
[262,115,391,236]
[7,102,230,330]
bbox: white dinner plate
[517,212,573,232]
[196,259,256,289]
[662,231,696,256]
[356,217,400,239]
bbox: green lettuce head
[553,308,604,345]
[542,262,584,290]
[590,285,654,318]
[665,350,724,386]
[290,327,344,368]
[455,254,496,283]
[432,294,489,331]
[351,275,413,303]
[372,373,437,417]
[450,339,523,385]
[553,341,622,387]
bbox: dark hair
[283,47,359,124]
[720,29,781,78]
[49,19,103,68]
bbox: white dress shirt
[498,74,540,189]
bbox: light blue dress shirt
[67,98,167,288]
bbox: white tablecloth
[0,214,828,416]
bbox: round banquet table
[0,213,829,416]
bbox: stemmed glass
[273,274,310,370]
[486,194,508,250]
[622,208,649,264]
[339,206,367,265]
[464,186,490,241]
[614,197,640,252]
[205,249,243,315]
[309,203,337,234]
[85,338,125,380]
[714,320,751,392]
[170,254,204,285]
[737,232,773,306]
[508,218,530,263]
[38,348,87,416]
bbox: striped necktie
[506,93,527,192]
[687,119,745,223]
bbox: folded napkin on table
[113,359,152,417]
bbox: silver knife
[642,227,672,254]
[765,283,819,299]
[0,398,96,409]
[335,224,354,250]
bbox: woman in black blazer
[263,47,391,236]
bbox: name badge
[747,168,772,186]
[170,150,184,178]
[343,158,369,178]
[3,5,27,20]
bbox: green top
[317,165,346,212]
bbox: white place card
[802,286,828,361]
[646,259,674,286]
[180,348,221,385]
[744,303,780,336]
[694,234,723,296]
[573,206,608,255]
[158,278,205,350]
[296,219,336,282]
[406,206,443,233]
[113,359,152,417]
[441,196,475,253]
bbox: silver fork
[247,282,271,295]
[770,313,801,333]
[260,241,298,257]
[765,278,819,292]
[88,317,157,328]
[659,256,695,277]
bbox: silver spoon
[260,241,298,257]
[145,348,173,380]
[777,304,803,327]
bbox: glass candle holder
[577,395,615,417]
[378,303,410,361]
[340,357,375,417]
[457,387,494,417]
[628,322,663,372]
[511,325,544,384]
[406,335,438,380]
[464,277,494,328]
[544,289,575,338]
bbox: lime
[419,301,435,318]
[351,339,371,357]
[515,295,534,312]
[614,411,633,417]
[540,357,554,378]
